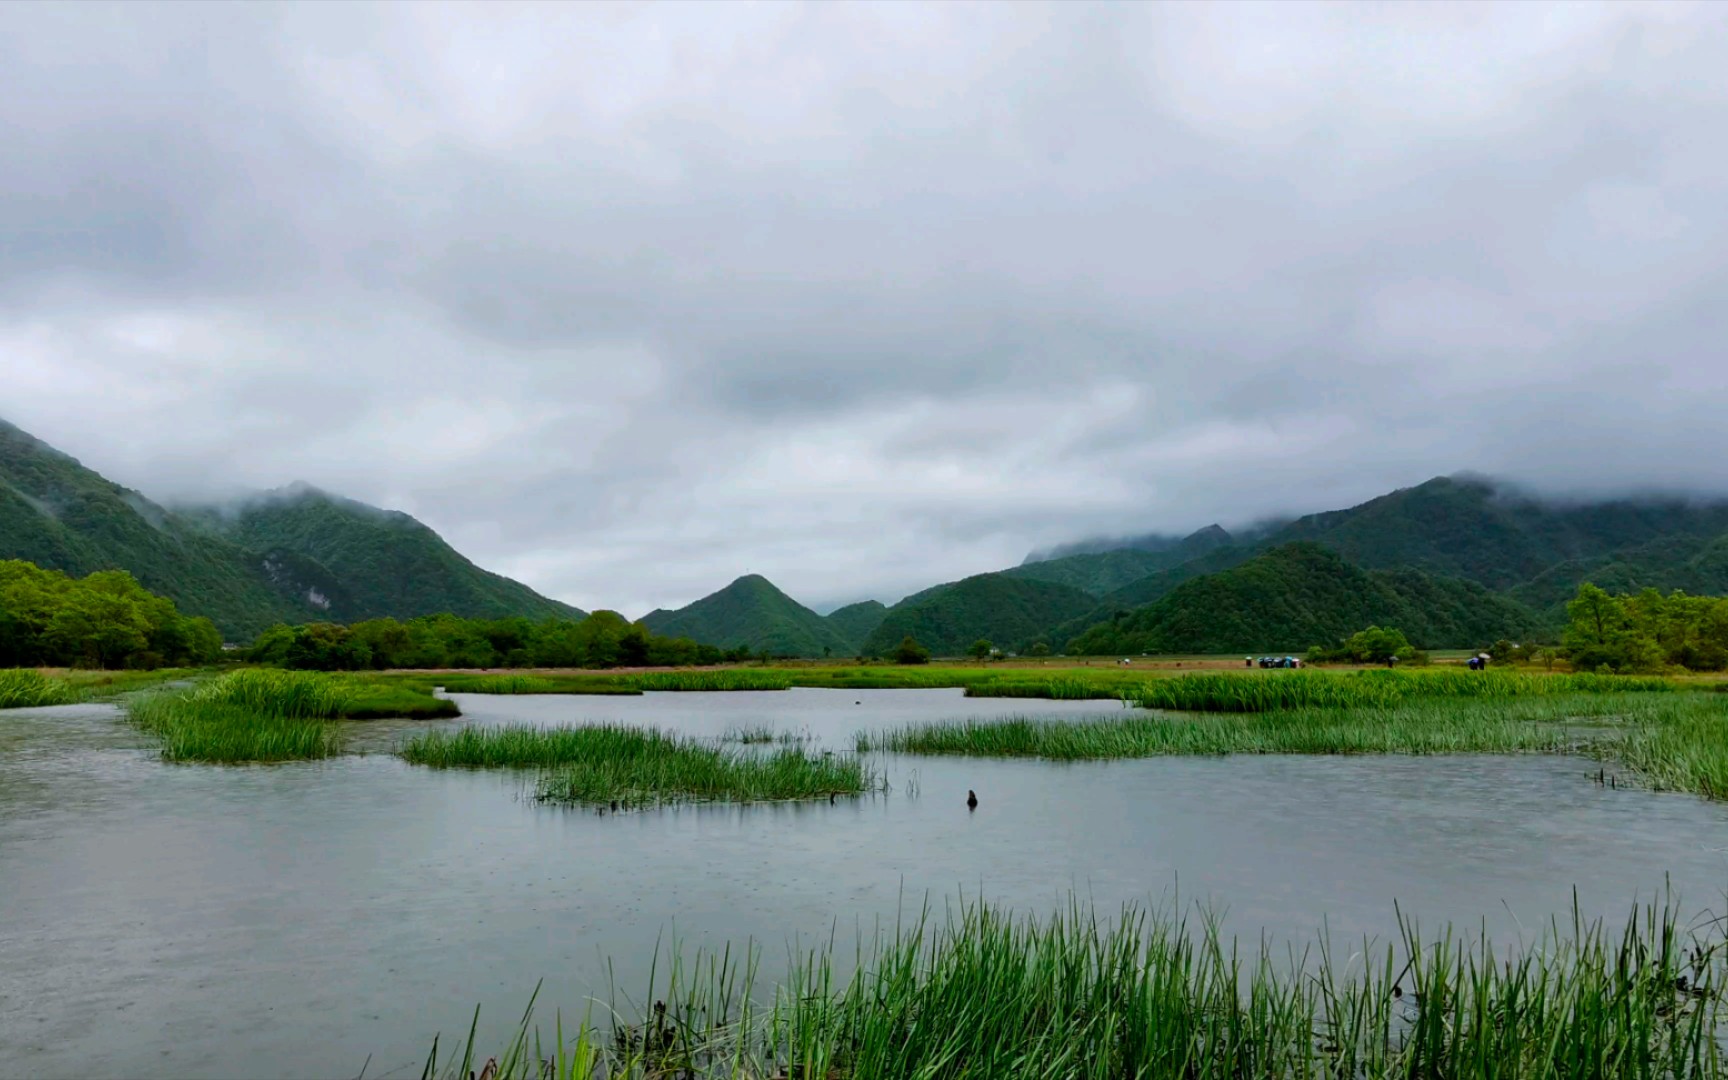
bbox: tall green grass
[128,669,456,763]
[0,669,81,709]
[1613,696,1728,799]
[129,696,344,763]
[1130,669,1675,713]
[961,676,1126,700]
[398,723,876,806]
[424,892,1725,1079]
[857,697,1602,759]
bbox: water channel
[3,688,1726,1078]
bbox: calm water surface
[3,688,1727,1079]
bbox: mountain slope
[861,573,1098,657]
[1265,476,1728,591]
[0,418,582,637]
[824,600,887,652]
[1005,525,1234,595]
[184,486,584,623]
[640,575,851,657]
[1067,543,1540,655]
[0,419,314,636]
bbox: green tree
[892,635,931,665]
[968,638,993,661]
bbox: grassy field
[0,665,217,709]
[127,669,457,763]
[423,892,1725,1080]
[364,661,1714,702]
[399,723,877,807]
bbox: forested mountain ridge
[1068,543,1541,656]
[0,419,581,637]
[824,600,888,652]
[1036,475,1728,650]
[640,574,854,657]
[1002,525,1235,596]
[181,486,584,624]
[861,573,1098,657]
[0,419,313,636]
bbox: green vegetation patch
[858,697,1604,759]
[130,696,344,763]
[399,723,876,807]
[127,669,455,763]
[424,892,1726,1079]
[0,668,81,709]
[1128,669,1673,713]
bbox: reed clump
[423,892,1725,1079]
[128,669,455,763]
[130,696,344,763]
[399,723,875,806]
[1613,695,1728,798]
[961,676,1126,700]
[0,668,81,709]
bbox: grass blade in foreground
[399,723,878,807]
[421,892,1725,1079]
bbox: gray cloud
[4,1,1728,616]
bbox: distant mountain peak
[640,573,849,657]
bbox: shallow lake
[4,688,1727,1079]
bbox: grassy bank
[128,669,457,763]
[424,893,1724,1079]
[399,723,877,806]
[0,666,213,709]
[373,665,1690,704]
[1128,669,1675,712]
[0,668,82,709]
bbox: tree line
[247,610,752,671]
[1308,584,1728,673]
[1562,583,1728,673]
[0,559,223,669]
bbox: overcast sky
[5,2,1728,615]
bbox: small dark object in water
[610,800,619,812]
[966,789,978,810]
[829,792,836,805]
[855,700,861,705]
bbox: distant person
[1246,657,1253,668]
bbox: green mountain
[183,486,584,624]
[1067,543,1541,656]
[1003,525,1234,595]
[861,573,1098,657]
[0,418,580,638]
[1507,533,1728,617]
[1265,476,1728,591]
[0,419,313,637]
[1032,476,1728,647]
[640,574,852,657]
[824,600,887,652]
